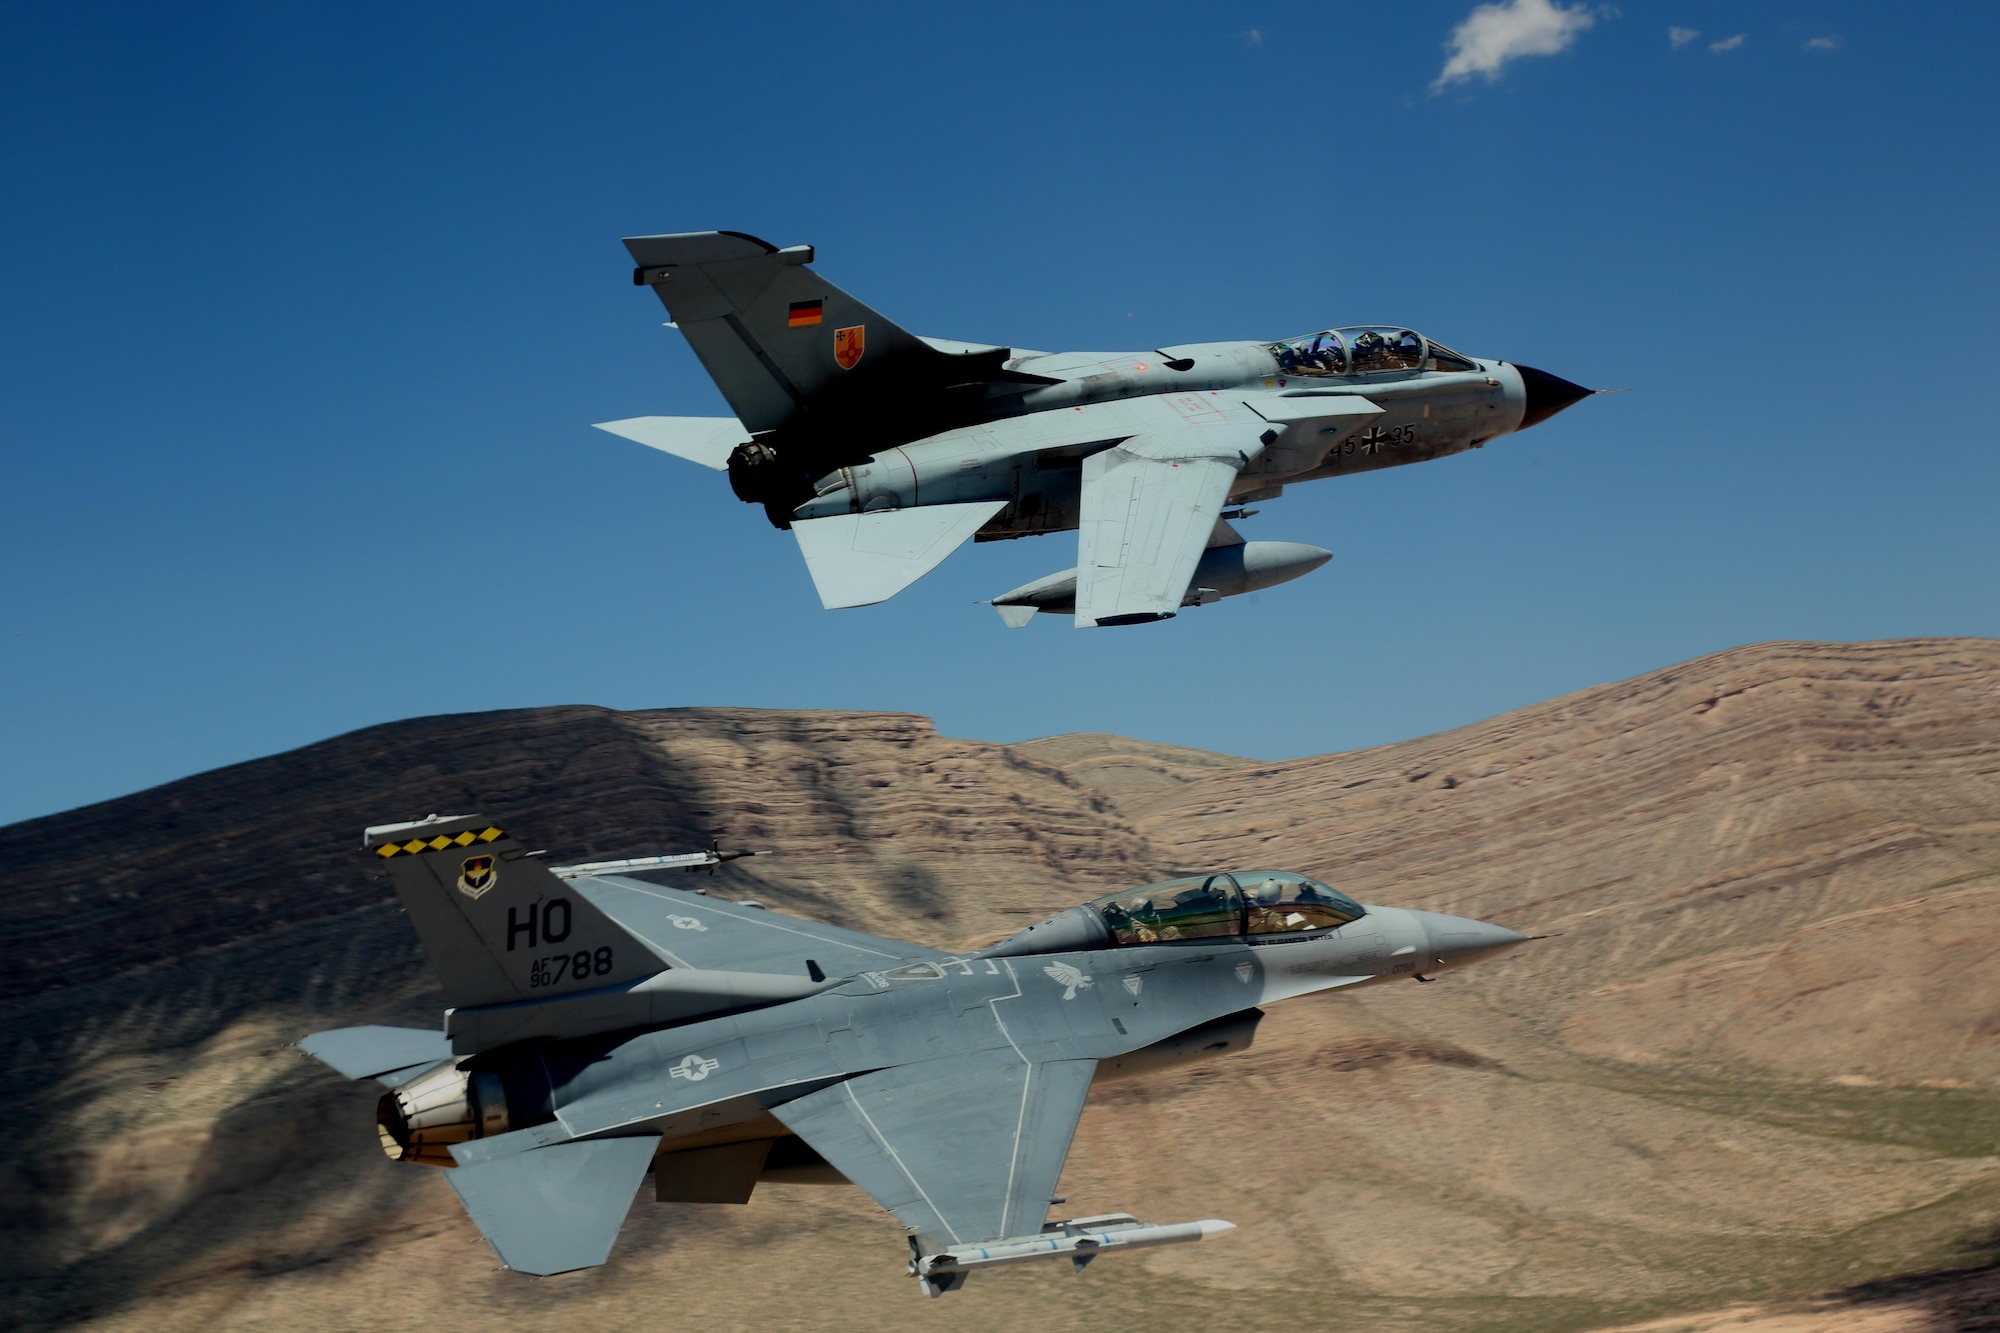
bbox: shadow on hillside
[1831,1239,2000,1331]
[0,904,445,1329]
[9,1064,417,1330]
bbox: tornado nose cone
[1512,363,1593,430]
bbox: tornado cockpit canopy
[1268,328,1481,378]
[1088,872,1365,945]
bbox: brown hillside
[4,639,1998,1333]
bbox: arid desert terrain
[4,637,1998,1331]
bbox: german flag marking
[375,826,505,858]
[788,299,824,328]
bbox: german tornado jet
[596,230,1601,627]
[300,815,1531,1291]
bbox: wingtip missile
[909,1214,1237,1295]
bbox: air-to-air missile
[300,814,1533,1293]
[906,1215,1237,1296]
[597,231,1606,628]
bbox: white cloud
[1241,28,1263,47]
[1709,33,1746,52]
[1668,26,1700,50]
[1804,35,1841,52]
[1432,0,1597,92]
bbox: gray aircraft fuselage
[604,232,1601,625]
[445,893,1524,1165]
[790,342,1569,540]
[317,816,1535,1284]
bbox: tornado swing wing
[1073,419,1271,628]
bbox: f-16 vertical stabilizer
[363,815,668,1010]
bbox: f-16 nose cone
[1513,363,1593,430]
[1408,910,1532,972]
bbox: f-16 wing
[571,874,947,977]
[1074,412,1273,628]
[773,1050,1097,1252]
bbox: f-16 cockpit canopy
[978,871,1366,959]
[1269,327,1481,378]
[1089,872,1364,944]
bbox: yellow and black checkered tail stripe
[375,827,506,858]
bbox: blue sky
[2,2,1995,826]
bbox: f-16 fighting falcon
[300,815,1531,1292]
[595,230,1604,627]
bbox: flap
[297,1025,451,1082]
[772,1052,1097,1250]
[1074,424,1267,628]
[445,1134,660,1275]
[792,500,1007,609]
[594,416,748,471]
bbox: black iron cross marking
[1357,426,1391,454]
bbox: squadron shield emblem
[833,324,865,370]
[456,855,497,900]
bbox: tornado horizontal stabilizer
[593,416,748,471]
[792,500,1006,609]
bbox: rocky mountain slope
[4,638,1997,1332]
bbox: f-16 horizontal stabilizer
[297,1025,451,1084]
[593,416,748,471]
[446,1135,661,1275]
[792,501,1007,609]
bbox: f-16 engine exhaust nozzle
[376,1060,510,1167]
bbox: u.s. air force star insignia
[456,855,497,900]
[833,324,864,370]
[669,1054,719,1082]
[1043,961,1092,1000]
